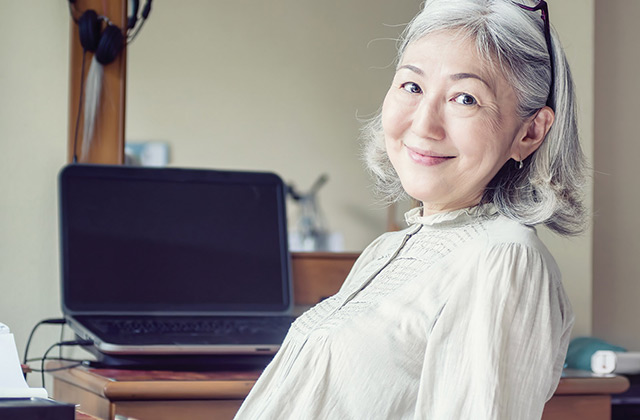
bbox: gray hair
[362,0,586,236]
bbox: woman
[235,0,584,418]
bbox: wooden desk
[542,370,629,420]
[50,363,628,420]
[50,364,260,420]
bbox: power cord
[23,318,67,370]
[28,359,84,373]
[40,340,94,388]
[26,356,85,365]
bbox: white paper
[0,387,49,398]
[0,327,48,398]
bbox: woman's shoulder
[462,213,562,280]
[441,213,560,280]
[480,213,550,252]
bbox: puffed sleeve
[414,242,574,420]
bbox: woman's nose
[411,99,445,141]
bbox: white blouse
[234,204,574,420]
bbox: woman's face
[382,31,530,215]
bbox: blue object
[565,337,627,371]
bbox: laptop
[58,164,294,361]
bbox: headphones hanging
[77,9,125,66]
[67,0,152,162]
[68,0,152,48]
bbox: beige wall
[593,0,640,350]
[539,1,595,338]
[0,0,600,392]
[0,1,70,387]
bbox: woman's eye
[400,82,422,94]
[453,93,477,106]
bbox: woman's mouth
[405,145,455,166]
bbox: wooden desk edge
[49,361,111,395]
[48,362,257,401]
[99,374,629,400]
[50,362,630,401]
[291,252,360,260]
[102,380,256,400]
[555,374,630,395]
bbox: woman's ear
[511,106,555,161]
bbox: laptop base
[81,345,275,371]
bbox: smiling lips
[405,145,455,166]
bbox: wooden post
[68,0,127,164]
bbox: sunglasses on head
[512,0,555,108]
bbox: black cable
[59,323,64,359]
[127,20,145,43]
[127,0,152,44]
[30,362,84,373]
[26,356,86,364]
[22,318,66,367]
[68,0,79,23]
[72,51,88,163]
[56,322,66,359]
[40,340,93,388]
[127,0,140,30]
[40,342,63,387]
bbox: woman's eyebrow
[397,64,424,75]
[450,72,491,89]
[398,66,492,89]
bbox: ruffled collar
[404,203,498,227]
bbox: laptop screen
[59,165,291,314]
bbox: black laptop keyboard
[91,316,295,336]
